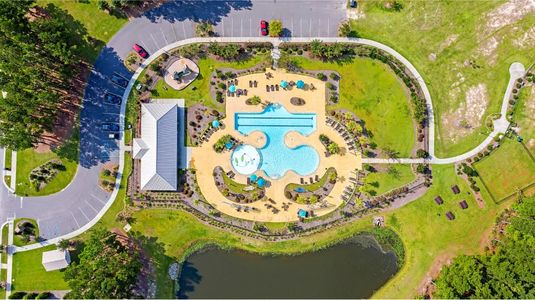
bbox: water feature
[178,236,398,298]
[234,104,319,179]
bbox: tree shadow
[142,0,253,24]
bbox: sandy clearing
[513,26,535,48]
[486,0,535,32]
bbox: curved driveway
[0,1,347,240]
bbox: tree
[268,19,283,37]
[57,239,70,251]
[97,0,109,11]
[387,166,400,179]
[328,142,340,155]
[64,229,142,299]
[416,149,429,158]
[195,21,214,37]
[338,21,359,37]
[416,164,428,174]
[382,147,399,159]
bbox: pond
[178,235,398,298]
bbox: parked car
[133,43,148,58]
[350,0,357,8]
[101,123,119,132]
[110,73,128,88]
[103,93,121,105]
[260,20,268,36]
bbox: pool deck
[190,68,361,222]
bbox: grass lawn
[286,167,336,192]
[363,164,416,196]
[38,0,127,44]
[288,56,415,157]
[13,219,39,247]
[350,1,535,157]
[12,245,69,291]
[151,54,270,111]
[474,139,535,201]
[15,149,77,197]
[513,85,534,151]
[4,149,12,170]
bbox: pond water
[178,236,398,299]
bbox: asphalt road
[0,0,347,240]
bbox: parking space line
[91,194,106,204]
[78,207,90,221]
[160,28,168,45]
[318,19,321,37]
[327,18,330,36]
[309,19,312,37]
[171,23,178,41]
[240,18,243,36]
[249,17,252,36]
[231,18,234,37]
[182,22,187,39]
[222,20,225,36]
[150,33,159,50]
[70,212,81,228]
[85,199,99,213]
[140,40,153,54]
[291,18,294,36]
[300,18,303,37]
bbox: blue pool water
[234,104,319,179]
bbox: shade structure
[250,174,258,182]
[229,85,237,93]
[280,80,288,88]
[296,80,305,89]
[212,120,220,128]
[257,177,266,187]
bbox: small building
[434,196,443,205]
[42,249,70,271]
[451,185,460,194]
[133,102,179,191]
[459,200,468,209]
[445,211,455,220]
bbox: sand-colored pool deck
[190,68,361,222]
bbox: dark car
[350,0,357,8]
[260,20,268,36]
[101,123,120,132]
[110,73,128,88]
[133,43,148,58]
[103,93,121,105]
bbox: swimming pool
[234,104,319,179]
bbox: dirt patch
[485,0,535,32]
[442,83,489,143]
[478,35,500,65]
[513,26,535,48]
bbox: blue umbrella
[250,174,257,182]
[225,142,233,149]
[212,120,220,128]
[229,85,237,93]
[296,80,305,89]
[298,209,308,218]
[280,80,288,88]
[294,187,306,193]
[257,177,266,187]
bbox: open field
[12,245,69,291]
[474,138,535,201]
[363,164,416,196]
[287,56,415,157]
[350,0,535,157]
[152,53,270,110]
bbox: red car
[133,43,148,58]
[260,20,268,36]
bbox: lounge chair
[275,84,279,91]
[300,178,304,184]
[254,80,258,87]
[249,80,253,88]
[266,85,270,92]
[309,177,313,184]
[244,89,248,96]
[315,175,319,181]
[270,85,275,91]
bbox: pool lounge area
[233,104,319,179]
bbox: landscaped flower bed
[284,168,337,204]
[29,159,65,191]
[213,167,266,203]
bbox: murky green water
[178,236,398,298]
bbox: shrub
[97,0,109,11]
[246,95,261,105]
[217,82,226,90]
[268,19,283,37]
[215,91,223,103]
[9,292,27,299]
[416,164,427,174]
[297,49,303,55]
[416,149,429,158]
[329,72,339,80]
[36,292,53,300]
[195,21,214,37]
[103,169,112,177]
[26,292,39,299]
[317,73,327,81]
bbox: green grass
[12,245,69,291]
[474,139,535,201]
[263,222,289,233]
[13,219,39,247]
[286,167,336,192]
[363,164,416,196]
[513,85,534,151]
[221,172,250,194]
[38,0,127,44]
[15,149,77,196]
[4,149,12,170]
[0,269,6,299]
[288,56,415,157]
[152,54,270,111]
[124,90,140,145]
[350,1,535,157]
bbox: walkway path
[5,219,14,298]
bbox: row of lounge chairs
[227,89,248,97]
[300,175,320,184]
[198,125,219,144]
[266,84,280,92]
[227,79,238,86]
[249,80,258,88]
[326,117,361,153]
